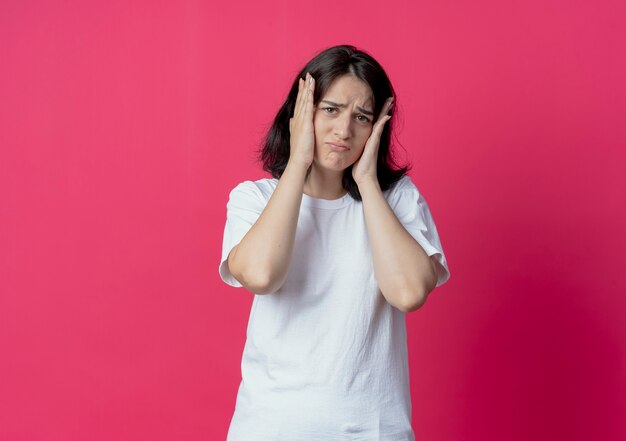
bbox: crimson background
[1,1,625,440]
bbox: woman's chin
[313,157,354,173]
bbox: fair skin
[303,74,373,199]
[227,72,438,312]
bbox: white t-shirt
[219,175,450,441]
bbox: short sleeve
[387,176,451,288]
[218,181,268,287]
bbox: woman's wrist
[284,159,311,180]
[356,176,381,194]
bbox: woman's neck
[303,165,347,200]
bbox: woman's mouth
[327,142,349,151]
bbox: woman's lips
[327,142,349,151]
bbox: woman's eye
[356,115,370,123]
[323,107,337,114]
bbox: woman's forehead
[322,75,374,107]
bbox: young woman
[219,44,450,440]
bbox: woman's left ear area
[384,100,395,119]
[376,98,394,118]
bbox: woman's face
[312,74,374,172]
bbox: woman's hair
[258,44,410,201]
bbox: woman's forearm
[359,179,437,312]
[228,162,308,294]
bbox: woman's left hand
[352,97,394,187]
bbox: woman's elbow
[227,246,286,294]
[229,260,283,294]
[243,274,282,295]
[399,262,438,311]
[396,258,439,312]
[396,288,428,313]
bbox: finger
[294,77,304,117]
[371,97,394,132]
[295,74,309,120]
[305,74,315,118]
[372,114,392,139]
[388,97,395,115]
[297,76,310,118]
[295,73,312,125]
[300,72,312,117]
[377,97,394,121]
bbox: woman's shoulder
[228,177,279,202]
[383,174,420,198]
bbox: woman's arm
[351,97,437,312]
[227,74,316,294]
[359,179,438,312]
[227,162,308,294]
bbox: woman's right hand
[288,72,316,169]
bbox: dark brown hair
[258,44,409,201]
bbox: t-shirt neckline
[301,191,354,209]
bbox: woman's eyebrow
[320,100,374,116]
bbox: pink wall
[1,0,625,439]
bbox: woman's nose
[333,113,352,139]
